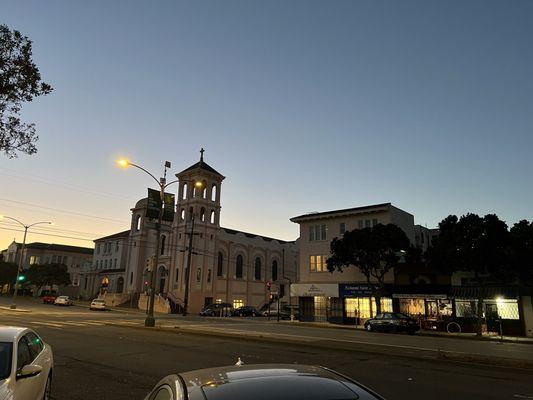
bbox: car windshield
[393,313,411,319]
[0,342,12,381]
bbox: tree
[427,213,510,336]
[509,220,533,287]
[1,24,52,158]
[26,263,70,292]
[0,261,18,285]
[327,224,410,314]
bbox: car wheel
[43,374,52,400]
[365,323,373,332]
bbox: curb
[0,306,32,313]
[105,322,533,371]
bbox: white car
[0,327,53,400]
[53,296,73,306]
[89,299,107,311]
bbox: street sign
[162,192,175,222]
[146,188,162,219]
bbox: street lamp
[116,158,202,326]
[0,215,53,309]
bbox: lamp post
[117,159,202,326]
[182,213,195,316]
[0,216,52,310]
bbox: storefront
[340,284,392,325]
[291,283,340,323]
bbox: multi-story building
[0,241,93,296]
[289,203,416,323]
[79,230,130,299]
[102,151,298,313]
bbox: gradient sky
[1,0,532,250]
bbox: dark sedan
[144,363,385,400]
[199,303,233,317]
[232,306,259,317]
[364,312,420,334]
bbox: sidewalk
[276,320,533,345]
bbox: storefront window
[455,299,478,318]
[314,296,328,322]
[399,299,425,316]
[233,299,244,308]
[345,297,392,319]
[490,299,519,320]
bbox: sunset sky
[1,0,532,251]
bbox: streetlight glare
[117,159,130,168]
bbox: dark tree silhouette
[327,224,410,314]
[0,261,18,285]
[509,220,533,287]
[427,213,510,336]
[1,24,52,158]
[26,263,70,292]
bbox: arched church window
[202,183,207,199]
[160,235,166,255]
[211,184,217,202]
[196,268,201,282]
[210,210,215,224]
[272,260,278,281]
[236,255,243,279]
[189,207,194,221]
[200,208,205,222]
[254,257,261,280]
[135,215,141,231]
[180,209,185,221]
[182,183,188,200]
[217,252,224,277]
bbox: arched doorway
[116,276,124,293]
[157,266,168,294]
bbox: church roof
[176,149,224,177]
[94,230,130,242]
[221,227,294,245]
[177,160,223,177]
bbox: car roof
[0,327,30,342]
[179,364,368,400]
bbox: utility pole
[182,214,195,316]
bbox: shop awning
[449,285,520,299]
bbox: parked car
[41,295,57,305]
[144,363,385,400]
[199,303,233,317]
[89,299,107,311]
[53,296,73,306]
[364,312,420,334]
[259,304,296,319]
[232,306,259,317]
[0,327,54,400]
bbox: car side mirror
[16,364,43,380]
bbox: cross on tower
[200,147,205,162]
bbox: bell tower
[175,148,224,227]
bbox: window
[210,210,215,224]
[160,235,166,255]
[372,218,378,226]
[217,252,224,277]
[340,222,346,235]
[236,255,243,279]
[358,220,363,229]
[29,256,37,265]
[211,184,217,202]
[104,260,108,268]
[196,268,201,282]
[180,209,185,221]
[16,337,33,373]
[309,224,327,241]
[175,267,179,283]
[202,185,207,199]
[233,299,244,308]
[365,219,371,228]
[136,215,142,231]
[254,257,261,280]
[309,255,329,272]
[207,269,212,283]
[272,260,278,281]
[116,242,119,252]
[97,244,100,254]
[25,332,44,357]
[200,208,205,222]
[182,183,188,200]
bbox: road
[1,298,532,400]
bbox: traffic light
[266,281,272,291]
[17,275,26,282]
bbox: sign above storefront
[339,283,373,297]
[392,293,448,300]
[290,283,339,298]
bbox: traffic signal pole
[11,226,28,310]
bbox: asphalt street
[1,298,533,400]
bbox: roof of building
[290,202,393,222]
[25,242,93,255]
[94,230,130,242]
[176,150,224,177]
[221,227,294,244]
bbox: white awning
[290,283,339,298]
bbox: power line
[0,198,128,224]
[0,220,107,238]
[0,227,94,243]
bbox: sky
[1,0,532,250]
